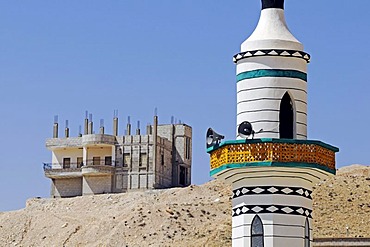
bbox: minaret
[207,1,338,246]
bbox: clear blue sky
[0,1,369,212]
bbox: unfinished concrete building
[43,113,192,198]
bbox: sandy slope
[0,165,369,246]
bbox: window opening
[105,156,112,166]
[179,166,187,186]
[305,218,310,247]
[63,158,71,169]
[77,157,83,168]
[140,153,147,167]
[93,157,100,166]
[279,92,294,139]
[185,137,191,160]
[251,215,264,247]
[123,154,130,167]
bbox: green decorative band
[237,69,307,82]
[207,138,339,153]
[210,162,336,177]
[208,139,338,175]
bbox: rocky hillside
[312,165,370,238]
[0,165,369,247]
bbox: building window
[93,157,100,166]
[185,137,191,160]
[305,218,310,247]
[179,166,187,186]
[161,154,164,166]
[139,153,147,166]
[63,158,71,169]
[105,156,112,166]
[77,157,83,168]
[279,92,294,139]
[251,215,264,247]
[123,154,130,167]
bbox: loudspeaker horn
[206,128,224,149]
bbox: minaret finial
[262,0,284,10]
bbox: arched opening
[305,218,310,247]
[279,92,294,139]
[251,215,264,247]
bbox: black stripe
[232,204,312,218]
[237,87,307,94]
[233,223,306,229]
[232,186,312,199]
[296,111,307,116]
[214,167,329,182]
[237,98,307,105]
[232,175,314,184]
[249,120,279,124]
[297,122,307,126]
[255,130,279,134]
[237,109,280,115]
[237,110,307,116]
[233,235,308,240]
[297,135,308,138]
[228,169,327,182]
[225,169,323,182]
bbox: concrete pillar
[113,117,118,136]
[83,147,88,166]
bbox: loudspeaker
[206,128,224,148]
[238,121,255,139]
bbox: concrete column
[113,117,118,136]
[53,123,58,138]
[112,146,116,167]
[83,147,88,166]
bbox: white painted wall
[51,148,83,169]
[85,146,114,165]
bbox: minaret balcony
[207,139,339,178]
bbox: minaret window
[279,92,294,139]
[305,218,310,247]
[251,215,264,247]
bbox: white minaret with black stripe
[235,0,310,139]
[208,1,338,247]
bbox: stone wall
[82,176,112,195]
[52,178,82,198]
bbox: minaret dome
[241,0,302,51]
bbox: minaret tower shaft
[235,0,309,140]
[207,1,338,246]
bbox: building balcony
[43,161,116,178]
[46,137,82,149]
[43,163,83,179]
[81,164,115,176]
[207,138,339,178]
[81,134,116,146]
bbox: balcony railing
[84,159,116,166]
[43,161,116,171]
[43,162,84,171]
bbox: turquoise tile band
[237,69,307,82]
